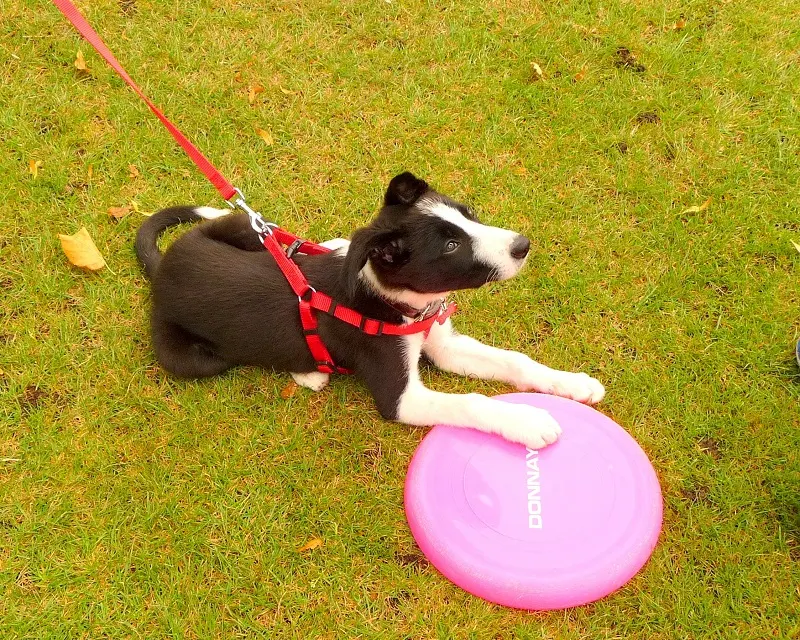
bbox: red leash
[52,0,455,375]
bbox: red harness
[53,0,456,375]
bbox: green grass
[2,0,799,637]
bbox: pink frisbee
[404,393,662,610]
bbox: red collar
[262,225,456,374]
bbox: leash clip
[227,188,277,239]
[413,298,446,322]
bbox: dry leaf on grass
[108,205,133,220]
[296,538,323,552]
[530,62,544,81]
[574,67,587,81]
[280,381,298,399]
[29,159,42,178]
[74,50,88,72]
[248,84,264,104]
[279,86,295,95]
[679,197,712,215]
[666,17,687,31]
[128,164,140,179]
[58,227,106,271]
[130,200,152,216]
[255,127,274,145]
[791,240,800,254]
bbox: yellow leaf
[128,164,140,179]
[129,200,152,217]
[530,62,543,81]
[255,127,274,145]
[108,205,133,220]
[574,67,586,81]
[296,538,322,552]
[791,240,800,254]
[87,164,94,180]
[29,159,43,178]
[58,227,106,271]
[679,197,712,215]
[248,84,264,104]
[280,381,298,399]
[74,50,87,71]
[674,18,687,30]
[279,86,295,95]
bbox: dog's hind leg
[152,318,231,378]
[290,371,330,391]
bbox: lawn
[1,0,799,637]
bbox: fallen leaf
[791,240,800,254]
[296,538,322,552]
[679,197,712,215]
[279,86,295,95]
[280,381,298,399]
[74,50,88,71]
[108,205,133,220]
[87,164,94,180]
[248,84,264,104]
[255,127,274,145]
[29,159,43,178]
[234,70,244,83]
[674,17,687,30]
[58,227,106,271]
[574,67,586,81]
[128,164,140,179]
[530,62,543,81]
[127,200,153,217]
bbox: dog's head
[342,172,530,307]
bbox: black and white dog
[135,173,604,449]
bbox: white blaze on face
[424,201,526,280]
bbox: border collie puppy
[135,173,604,449]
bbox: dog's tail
[135,206,230,279]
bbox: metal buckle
[297,286,317,304]
[413,298,445,322]
[226,188,276,238]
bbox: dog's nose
[510,235,530,260]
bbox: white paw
[291,371,330,392]
[548,372,605,405]
[497,404,562,450]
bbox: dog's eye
[444,240,460,254]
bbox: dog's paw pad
[291,371,330,392]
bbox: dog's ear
[384,172,429,207]
[342,225,409,299]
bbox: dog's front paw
[498,404,562,450]
[291,371,330,392]
[548,372,605,405]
